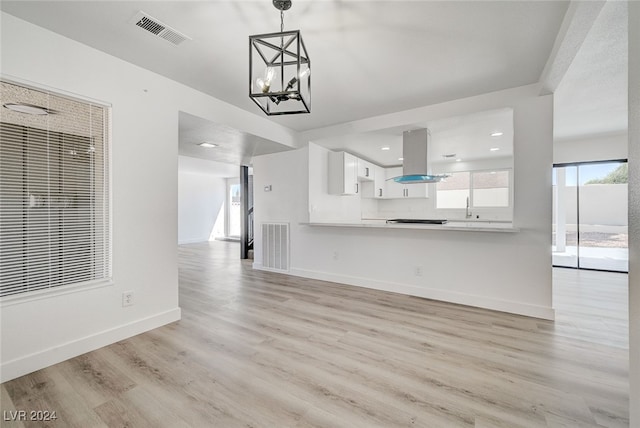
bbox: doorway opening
[226,178,241,239]
[552,160,628,272]
[240,165,254,260]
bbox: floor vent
[261,223,289,272]
[130,11,191,46]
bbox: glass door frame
[553,164,578,268]
[553,159,628,273]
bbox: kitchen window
[472,170,510,207]
[0,81,111,300]
[436,169,511,209]
[435,171,470,209]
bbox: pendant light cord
[280,9,284,53]
[280,8,284,88]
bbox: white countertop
[302,219,519,233]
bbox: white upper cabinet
[384,167,428,199]
[372,165,385,198]
[384,167,406,199]
[404,182,428,198]
[328,151,359,195]
[329,152,428,198]
[357,159,374,181]
[362,165,385,199]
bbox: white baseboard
[252,262,288,274]
[1,307,182,383]
[253,264,554,320]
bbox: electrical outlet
[332,251,339,260]
[122,291,134,307]
[414,266,423,277]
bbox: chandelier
[249,0,310,115]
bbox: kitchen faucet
[466,196,472,218]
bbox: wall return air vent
[261,223,289,272]
[130,11,192,46]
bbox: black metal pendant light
[249,0,311,115]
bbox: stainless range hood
[390,128,448,184]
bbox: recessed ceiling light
[398,157,404,161]
[198,142,217,148]
[456,158,462,162]
[381,147,390,151]
[491,132,503,137]
[3,102,51,115]
[489,147,500,152]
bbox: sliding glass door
[552,161,628,272]
[577,162,628,271]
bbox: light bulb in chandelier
[256,67,276,93]
[285,68,310,91]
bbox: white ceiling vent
[130,11,191,46]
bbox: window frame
[435,167,513,214]
[0,78,113,306]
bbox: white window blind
[0,81,111,299]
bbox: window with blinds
[0,81,111,299]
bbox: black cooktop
[386,219,448,225]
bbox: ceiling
[178,154,239,178]
[1,1,628,168]
[553,0,628,141]
[178,112,291,165]
[1,0,567,133]
[314,108,513,167]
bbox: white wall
[628,2,639,424]
[552,184,628,226]
[554,132,628,164]
[254,86,555,320]
[255,147,309,226]
[178,156,234,244]
[253,148,310,274]
[0,12,296,382]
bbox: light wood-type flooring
[1,241,629,427]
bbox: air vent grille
[261,223,289,272]
[159,30,189,45]
[136,16,165,35]
[130,11,191,46]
